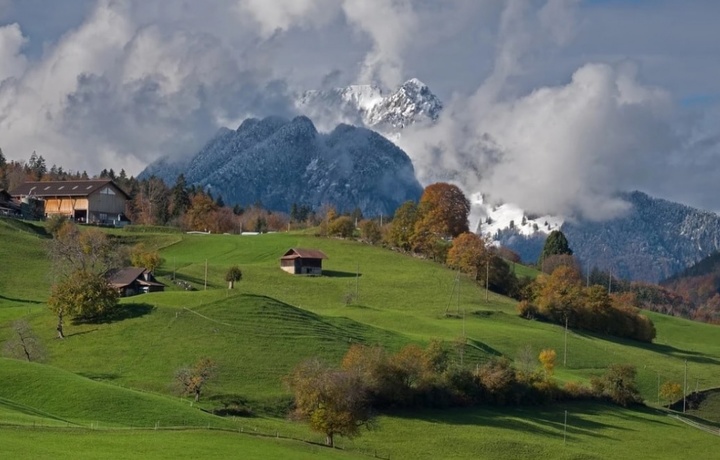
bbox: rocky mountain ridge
[295,78,442,134]
[140,116,423,217]
[490,191,720,282]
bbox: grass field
[1,220,719,458]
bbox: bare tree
[3,320,46,362]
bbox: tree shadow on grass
[207,394,257,418]
[572,330,720,365]
[0,294,44,305]
[323,270,362,278]
[65,328,99,337]
[390,403,625,441]
[77,372,121,381]
[72,303,155,326]
[467,338,502,357]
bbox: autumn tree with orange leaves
[447,232,489,281]
[412,183,470,260]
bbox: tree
[415,183,470,239]
[539,230,573,267]
[0,147,6,168]
[286,358,372,447]
[48,269,119,338]
[176,357,217,402]
[590,364,642,407]
[328,216,355,238]
[660,381,683,405]
[387,201,418,250]
[170,174,191,218]
[183,193,218,231]
[46,214,70,236]
[130,244,162,273]
[359,219,382,244]
[2,320,46,362]
[540,254,580,275]
[446,232,488,281]
[27,151,47,180]
[538,349,557,378]
[225,265,242,289]
[47,223,120,337]
[532,265,583,325]
[48,222,119,275]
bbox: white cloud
[236,0,338,37]
[341,0,418,88]
[0,23,27,81]
[0,0,719,216]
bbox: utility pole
[586,261,590,287]
[564,315,568,367]
[204,259,208,291]
[608,270,612,294]
[485,260,489,302]
[683,359,688,413]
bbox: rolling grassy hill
[1,220,719,458]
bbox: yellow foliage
[538,348,557,377]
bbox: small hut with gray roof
[280,248,328,275]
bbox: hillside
[1,222,720,458]
[660,251,720,322]
[493,191,720,282]
[139,116,423,216]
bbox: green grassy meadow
[1,219,719,458]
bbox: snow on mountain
[140,115,423,217]
[469,193,564,239]
[295,79,442,134]
[366,78,443,130]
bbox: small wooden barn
[280,248,328,275]
[107,267,165,297]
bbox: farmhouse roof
[280,248,328,260]
[9,179,130,199]
[106,267,164,289]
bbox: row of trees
[0,150,96,191]
[518,265,656,342]
[0,150,292,234]
[320,182,524,299]
[286,342,644,447]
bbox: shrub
[328,216,355,238]
[590,364,643,407]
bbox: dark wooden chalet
[107,267,165,297]
[0,189,21,217]
[280,248,328,275]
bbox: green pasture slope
[1,221,719,459]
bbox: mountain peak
[295,78,443,133]
[401,78,428,90]
[366,78,443,130]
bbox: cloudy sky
[1,0,720,219]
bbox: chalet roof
[9,179,130,200]
[106,267,164,289]
[280,248,328,260]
